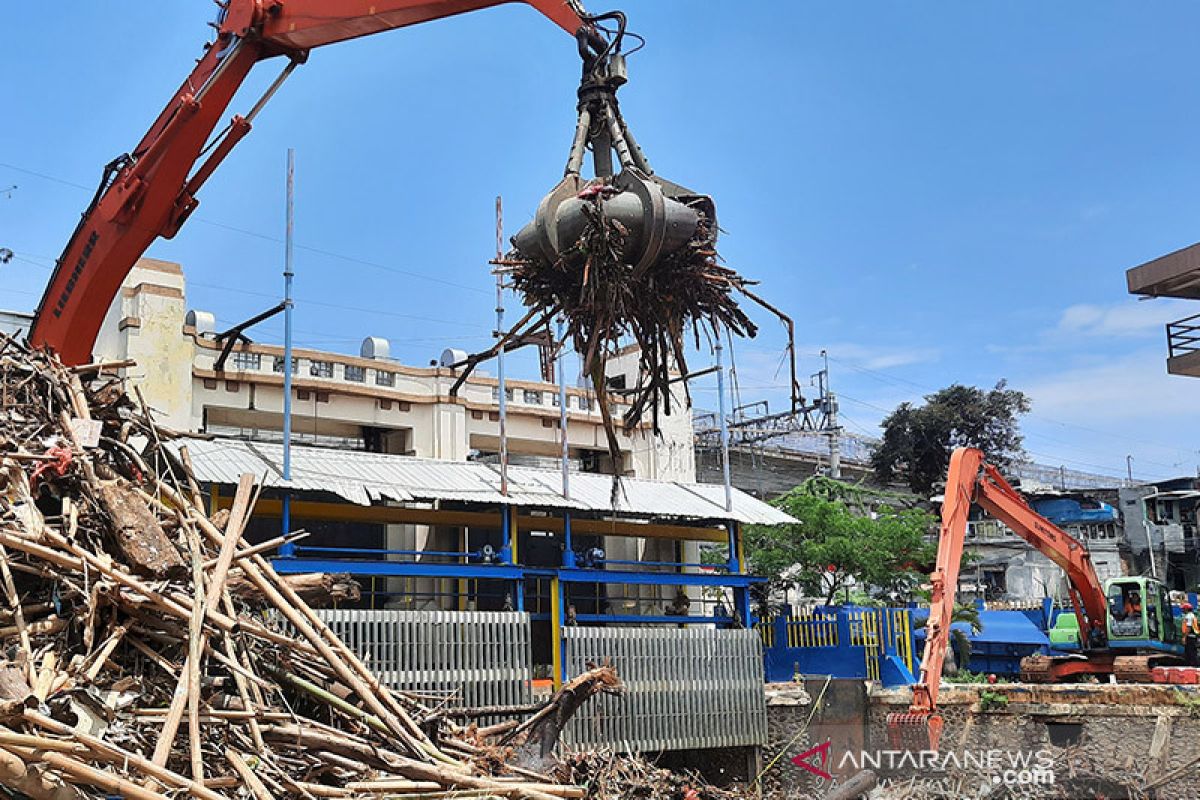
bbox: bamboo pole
[226,748,276,800]
[24,711,229,800]
[148,473,254,777]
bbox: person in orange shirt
[1124,591,1142,619]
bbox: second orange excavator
[890,447,1184,750]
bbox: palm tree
[914,604,984,675]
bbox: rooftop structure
[1127,241,1200,377]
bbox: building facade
[79,258,783,636]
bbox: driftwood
[822,770,878,800]
[228,571,361,605]
[0,338,623,800]
[507,665,622,771]
[96,482,186,579]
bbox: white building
[86,258,725,611]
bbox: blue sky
[2,2,1198,483]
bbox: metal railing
[562,626,767,753]
[757,606,915,686]
[313,609,533,713]
[1168,313,1200,358]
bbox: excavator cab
[1105,577,1179,650]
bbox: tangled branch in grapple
[509,192,758,472]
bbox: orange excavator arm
[895,446,1108,750]
[30,0,593,365]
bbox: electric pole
[819,350,841,479]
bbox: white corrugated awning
[171,438,795,526]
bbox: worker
[1182,602,1198,666]
[1125,590,1143,618]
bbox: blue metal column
[280,148,296,557]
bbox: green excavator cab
[1104,576,1180,650]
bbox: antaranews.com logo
[792,741,1056,788]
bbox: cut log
[96,482,185,578]
[229,572,361,606]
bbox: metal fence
[758,606,915,686]
[314,609,533,710]
[561,626,767,753]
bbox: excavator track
[1019,652,1116,682]
[1019,654,1056,683]
[1113,656,1155,683]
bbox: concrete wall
[761,683,1200,799]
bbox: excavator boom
[891,447,1108,750]
[30,0,591,365]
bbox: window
[491,386,515,402]
[202,378,218,390]
[523,389,543,405]
[297,389,311,401]
[551,392,561,407]
[315,391,330,403]
[577,395,592,411]
[471,411,484,420]
[397,401,411,412]
[224,381,239,393]
[273,356,298,374]
[310,360,334,378]
[379,399,392,410]
[375,371,395,387]
[344,365,366,382]
[231,352,261,371]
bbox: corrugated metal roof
[172,438,794,525]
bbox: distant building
[0,309,33,340]
[958,489,1124,603]
[1119,477,1200,592]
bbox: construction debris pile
[0,338,733,800]
[507,190,758,471]
[557,751,750,800]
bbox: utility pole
[494,197,509,498]
[819,350,841,479]
[280,149,296,556]
[715,341,733,514]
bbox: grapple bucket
[886,711,942,752]
[512,169,716,275]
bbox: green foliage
[1173,690,1200,717]
[744,477,937,606]
[979,690,1009,712]
[871,381,1031,495]
[944,671,1007,685]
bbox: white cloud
[796,342,941,372]
[1021,349,1196,426]
[1056,298,1194,338]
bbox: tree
[871,380,1031,495]
[744,478,937,607]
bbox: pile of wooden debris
[0,336,643,800]
[557,750,754,800]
